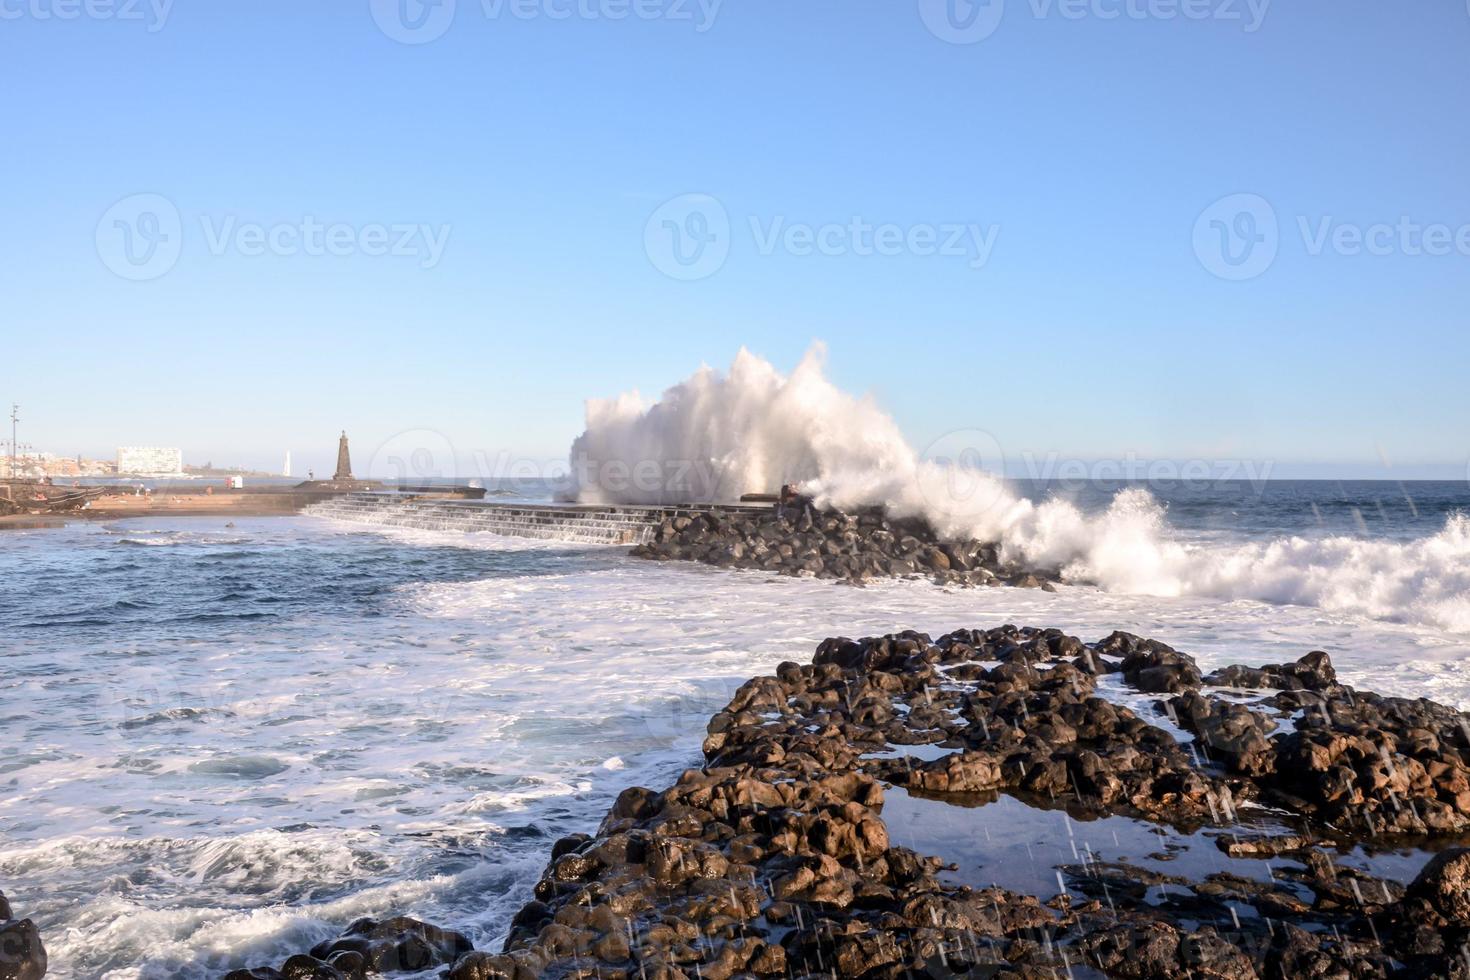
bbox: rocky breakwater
[225,627,1470,979]
[631,500,1056,589]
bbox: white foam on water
[6,483,1470,977]
[45,863,518,980]
[566,346,1470,633]
[363,524,616,554]
[452,777,593,815]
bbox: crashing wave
[564,345,1470,632]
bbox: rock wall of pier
[306,494,758,546]
[633,501,1056,588]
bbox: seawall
[2,483,480,527]
[305,493,769,546]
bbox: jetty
[0,481,488,527]
[306,493,769,545]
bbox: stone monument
[333,431,353,481]
[295,431,382,492]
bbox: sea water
[2,479,1468,978]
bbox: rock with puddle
[225,626,1470,979]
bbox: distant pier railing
[305,493,766,546]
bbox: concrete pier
[305,493,768,545]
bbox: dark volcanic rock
[1080,922,1255,979]
[1105,632,1204,693]
[1404,847,1470,923]
[475,628,1470,978]
[311,916,471,972]
[1208,650,1339,692]
[1267,683,1470,835]
[1115,644,1470,837]
[222,917,470,980]
[459,761,1061,979]
[1169,690,1278,776]
[233,627,1470,980]
[631,499,1057,590]
[0,891,46,980]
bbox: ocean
[2,479,1468,978]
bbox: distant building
[1,453,116,480]
[117,446,184,476]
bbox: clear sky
[2,0,1467,479]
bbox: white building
[117,446,184,476]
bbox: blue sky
[2,0,1467,479]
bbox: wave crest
[565,346,1470,632]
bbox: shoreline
[222,625,1470,979]
[0,504,307,527]
[0,487,479,530]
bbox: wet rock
[224,916,470,980]
[1169,690,1277,775]
[220,625,1470,980]
[1215,833,1312,858]
[309,916,472,972]
[1081,922,1256,978]
[1404,847,1470,923]
[1110,634,1203,693]
[0,891,46,980]
[633,500,1056,590]
[1266,923,1394,980]
[1209,650,1339,692]
[1269,684,1470,834]
[907,750,1004,793]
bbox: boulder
[0,892,46,980]
[1406,847,1470,924]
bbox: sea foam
[565,345,1470,632]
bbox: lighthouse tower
[333,431,354,481]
